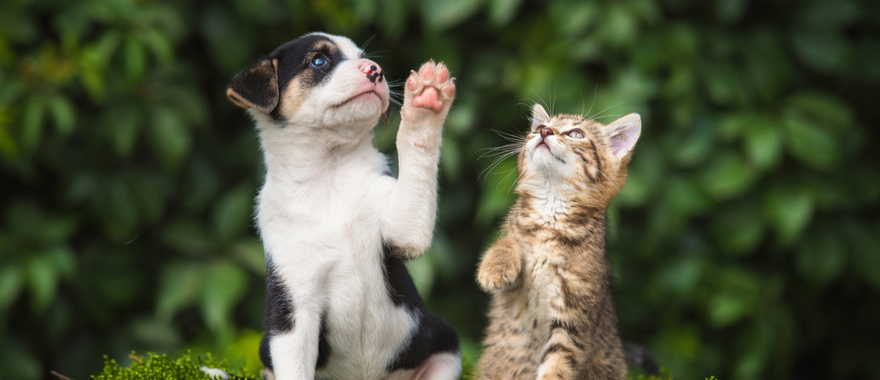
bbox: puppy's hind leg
[409,352,462,380]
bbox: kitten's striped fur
[477,104,641,380]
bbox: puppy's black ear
[227,58,279,114]
[381,104,392,124]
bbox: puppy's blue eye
[311,56,327,67]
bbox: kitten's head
[517,104,641,206]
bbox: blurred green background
[2,0,879,379]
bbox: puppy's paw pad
[406,61,455,115]
[413,87,442,113]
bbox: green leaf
[791,30,850,73]
[123,38,146,81]
[47,94,75,136]
[699,150,756,200]
[420,0,482,31]
[795,230,846,285]
[156,262,205,321]
[25,254,59,313]
[201,261,247,331]
[714,0,746,23]
[709,268,761,328]
[148,106,190,167]
[712,201,764,255]
[701,62,748,106]
[489,0,524,27]
[786,92,853,131]
[141,29,173,65]
[846,224,880,289]
[743,119,781,170]
[21,96,45,152]
[0,265,23,311]
[162,219,213,254]
[734,318,774,379]
[232,239,266,275]
[212,184,254,241]
[669,121,714,166]
[378,0,407,39]
[784,116,839,171]
[763,185,813,246]
[102,104,142,157]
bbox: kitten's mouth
[535,141,565,163]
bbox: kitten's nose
[539,127,554,138]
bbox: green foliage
[632,368,674,380]
[2,0,879,380]
[91,351,258,380]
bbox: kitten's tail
[623,343,660,376]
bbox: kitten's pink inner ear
[608,114,641,158]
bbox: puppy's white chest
[257,175,368,264]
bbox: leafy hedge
[1,0,879,379]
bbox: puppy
[225,33,460,380]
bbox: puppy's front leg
[269,305,324,380]
[382,61,456,259]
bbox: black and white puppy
[225,33,460,380]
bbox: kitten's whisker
[587,102,624,121]
[496,166,519,190]
[589,114,622,120]
[582,84,598,119]
[480,150,520,181]
[598,169,620,194]
[507,171,524,195]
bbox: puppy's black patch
[260,258,294,374]
[266,34,345,122]
[382,245,460,371]
[265,258,295,333]
[259,333,273,373]
[316,311,332,369]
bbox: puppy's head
[227,33,391,129]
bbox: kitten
[476,104,642,380]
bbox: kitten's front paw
[478,258,519,293]
[402,60,456,120]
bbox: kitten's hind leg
[477,235,523,292]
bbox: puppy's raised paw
[403,60,456,118]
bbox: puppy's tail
[623,343,660,376]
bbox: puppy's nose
[539,127,554,138]
[360,62,384,84]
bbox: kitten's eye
[310,55,328,67]
[567,129,585,139]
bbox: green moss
[632,367,675,380]
[92,351,692,380]
[91,351,259,380]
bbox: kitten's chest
[522,244,568,312]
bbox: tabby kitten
[476,104,641,380]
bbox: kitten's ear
[530,104,551,129]
[606,113,641,160]
[226,58,280,114]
